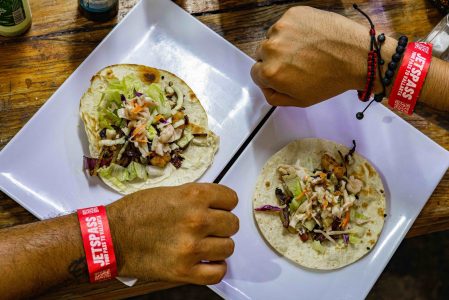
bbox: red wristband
[388,42,433,115]
[77,206,118,283]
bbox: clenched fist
[107,183,239,285]
[251,6,397,107]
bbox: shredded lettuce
[176,129,194,148]
[144,83,164,103]
[128,161,148,180]
[283,176,302,197]
[145,83,171,116]
[123,75,144,98]
[304,219,316,232]
[97,74,174,129]
[108,75,144,99]
[146,124,157,141]
[312,240,325,254]
[355,212,368,220]
[349,234,360,245]
[98,74,145,128]
[350,208,356,221]
[98,161,148,183]
[98,164,129,182]
[350,226,366,237]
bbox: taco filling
[82,65,216,191]
[255,141,373,253]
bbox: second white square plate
[213,93,449,300]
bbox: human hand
[251,6,396,107]
[106,183,239,285]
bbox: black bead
[374,94,384,102]
[377,34,386,43]
[396,45,405,54]
[398,39,407,47]
[379,59,385,65]
[399,35,408,43]
[356,112,364,120]
[385,70,394,78]
[392,53,402,62]
[388,61,397,70]
[382,77,391,86]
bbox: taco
[80,64,219,194]
[253,138,385,270]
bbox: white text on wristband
[388,42,433,115]
[77,206,118,283]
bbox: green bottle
[78,0,119,22]
[0,0,32,37]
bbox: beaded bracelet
[353,4,378,103]
[353,4,409,120]
[382,36,408,87]
[353,4,386,119]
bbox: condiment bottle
[0,0,32,37]
[78,0,119,22]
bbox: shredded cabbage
[349,234,360,245]
[312,240,325,254]
[98,74,146,128]
[350,226,366,237]
[146,124,157,141]
[119,75,144,99]
[128,161,148,180]
[98,161,149,183]
[145,83,171,116]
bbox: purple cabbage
[134,90,143,97]
[313,233,326,242]
[121,94,126,102]
[343,234,349,244]
[255,205,282,212]
[83,156,97,172]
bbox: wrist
[373,37,398,97]
[105,205,125,275]
[352,35,398,97]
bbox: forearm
[0,214,86,299]
[420,57,449,111]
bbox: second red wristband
[388,42,433,115]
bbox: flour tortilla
[80,64,219,194]
[253,138,386,270]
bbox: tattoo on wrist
[68,257,88,282]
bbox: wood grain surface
[1,0,448,298]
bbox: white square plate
[0,0,270,218]
[1,1,448,299]
[213,94,449,300]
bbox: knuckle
[182,183,206,201]
[187,211,209,231]
[271,21,286,33]
[263,38,280,52]
[180,238,201,257]
[265,93,277,105]
[260,64,280,81]
[210,266,227,284]
[173,264,191,279]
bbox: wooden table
[1,0,448,298]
